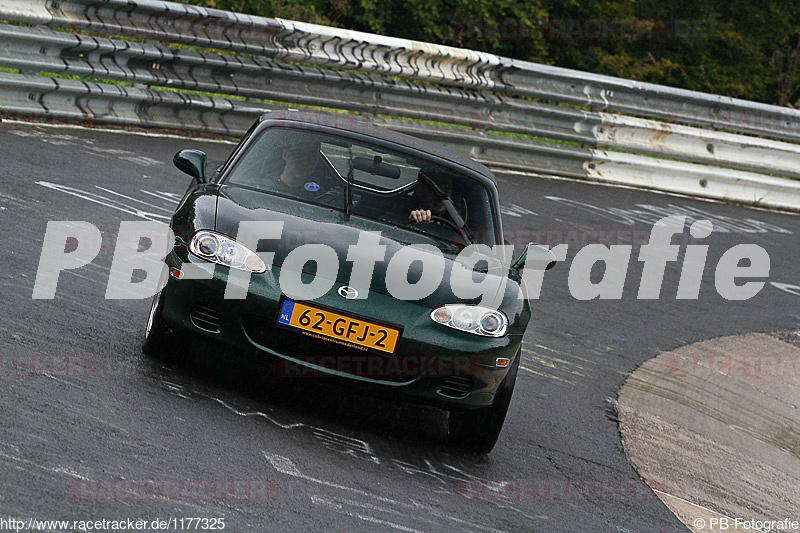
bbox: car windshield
[223,127,498,248]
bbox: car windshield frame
[218,122,503,249]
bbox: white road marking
[54,292,114,314]
[311,494,425,533]
[84,262,112,273]
[264,452,502,533]
[141,189,181,204]
[117,155,164,167]
[0,453,222,514]
[501,204,538,218]
[392,458,487,485]
[60,268,100,283]
[57,270,142,299]
[37,181,170,222]
[497,167,800,217]
[3,119,237,144]
[312,428,381,464]
[314,494,417,519]
[180,387,538,524]
[653,489,738,521]
[183,391,383,464]
[52,467,92,481]
[41,373,81,387]
[771,282,800,296]
[0,451,90,481]
[206,395,305,430]
[94,186,174,212]
[545,195,793,234]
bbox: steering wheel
[409,214,471,245]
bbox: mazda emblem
[337,286,358,299]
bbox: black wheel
[142,289,188,363]
[447,348,520,454]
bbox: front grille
[438,376,474,398]
[191,303,220,332]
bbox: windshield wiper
[344,146,354,220]
[417,171,474,245]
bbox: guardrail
[1,0,800,210]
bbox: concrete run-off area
[618,332,800,531]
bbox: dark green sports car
[143,110,555,453]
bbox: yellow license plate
[276,298,401,354]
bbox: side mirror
[173,149,207,184]
[512,243,557,271]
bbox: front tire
[447,349,520,454]
[142,289,187,362]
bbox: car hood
[215,185,515,309]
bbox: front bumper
[161,249,522,410]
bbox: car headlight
[189,230,266,273]
[430,305,508,337]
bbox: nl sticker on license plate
[276,298,401,354]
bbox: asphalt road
[1,121,798,532]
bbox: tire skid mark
[625,367,800,458]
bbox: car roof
[258,109,496,184]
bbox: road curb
[617,333,800,531]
